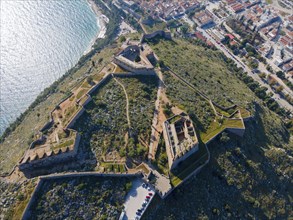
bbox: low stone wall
[65,74,112,129]
[29,136,46,149]
[243,115,254,122]
[87,73,111,96]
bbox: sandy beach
[87,0,108,40]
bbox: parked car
[148,192,153,196]
[136,212,141,216]
[142,183,146,188]
[146,196,150,199]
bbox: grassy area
[214,105,236,117]
[81,81,91,89]
[100,162,126,173]
[114,65,127,73]
[136,163,150,175]
[170,143,208,187]
[240,108,251,118]
[92,71,105,82]
[152,135,169,175]
[52,139,74,151]
[75,75,158,161]
[62,105,81,126]
[164,72,215,132]
[201,118,244,143]
[76,89,87,100]
[1,179,37,220]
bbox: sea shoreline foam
[85,0,109,54]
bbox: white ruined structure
[162,113,199,170]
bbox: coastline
[0,0,105,136]
[0,0,122,176]
[86,0,109,54]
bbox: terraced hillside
[142,38,292,219]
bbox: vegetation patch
[150,38,256,109]
[74,78,128,161]
[118,76,158,158]
[100,162,126,173]
[163,72,214,132]
[28,176,133,220]
[1,179,37,220]
[201,118,244,143]
[152,135,168,175]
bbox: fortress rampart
[140,30,172,43]
[19,132,80,170]
[113,56,155,75]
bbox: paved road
[197,27,293,113]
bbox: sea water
[0,0,100,134]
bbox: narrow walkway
[148,70,164,160]
[113,76,131,128]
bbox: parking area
[121,179,155,220]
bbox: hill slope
[143,38,292,219]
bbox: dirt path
[148,70,166,160]
[113,76,131,128]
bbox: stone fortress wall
[19,133,80,170]
[113,42,156,75]
[140,30,172,43]
[18,42,159,171]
